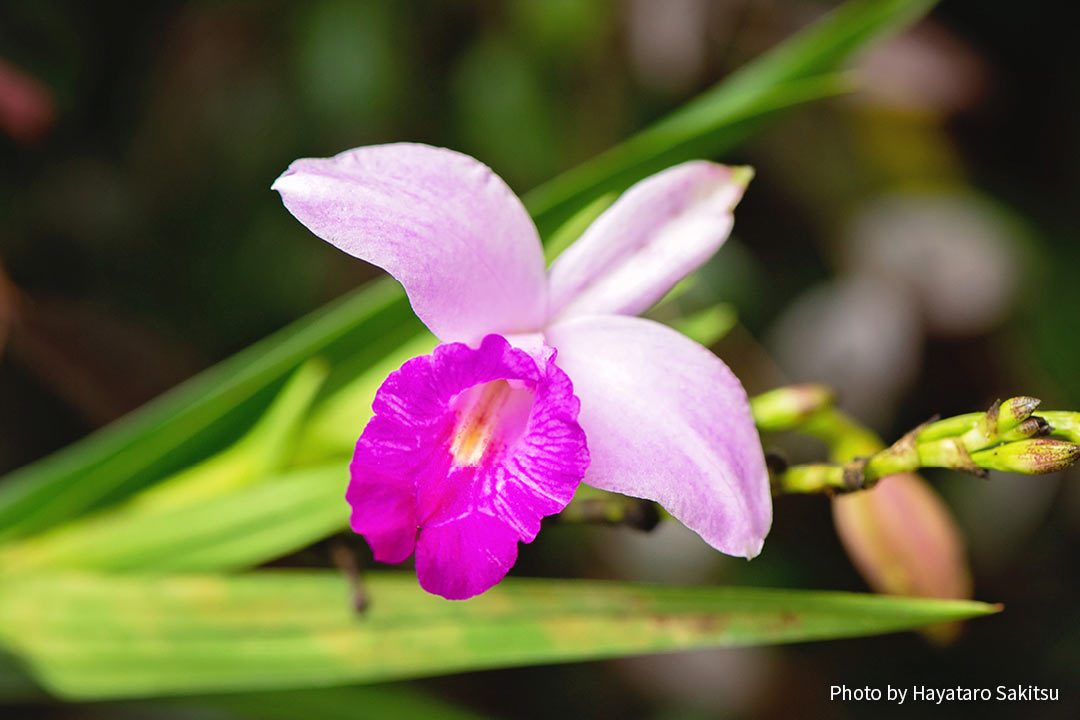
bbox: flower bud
[750,384,835,432]
[833,473,972,643]
[970,438,1080,474]
[959,396,1041,452]
[997,396,1041,433]
[999,416,1051,442]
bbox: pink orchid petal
[272,143,548,343]
[545,314,772,558]
[415,513,520,600]
[349,335,588,599]
[345,463,417,564]
[547,161,749,321]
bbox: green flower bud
[996,396,1041,434]
[970,438,1080,474]
[999,416,1051,443]
[750,384,835,432]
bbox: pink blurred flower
[0,58,54,144]
[273,143,770,598]
[833,472,972,641]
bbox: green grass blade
[0,571,999,701]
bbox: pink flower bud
[833,473,972,642]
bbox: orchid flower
[273,143,771,599]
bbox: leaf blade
[0,571,999,700]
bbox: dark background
[2,1,1077,717]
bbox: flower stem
[556,485,661,531]
[751,389,1080,495]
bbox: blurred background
[2,0,1078,717]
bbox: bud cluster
[757,393,1080,495]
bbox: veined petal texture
[546,314,771,558]
[547,161,748,321]
[348,335,588,600]
[273,143,549,343]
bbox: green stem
[555,486,660,531]
[752,389,1080,495]
[1036,411,1080,443]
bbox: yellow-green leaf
[0,572,999,701]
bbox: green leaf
[541,191,617,264]
[0,571,999,701]
[0,280,418,542]
[292,332,438,465]
[669,304,738,347]
[174,685,486,720]
[525,73,848,239]
[0,0,938,542]
[129,358,328,514]
[0,650,43,702]
[0,361,342,574]
[0,466,345,573]
[523,0,937,235]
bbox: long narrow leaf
[0,572,999,700]
[0,466,344,573]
